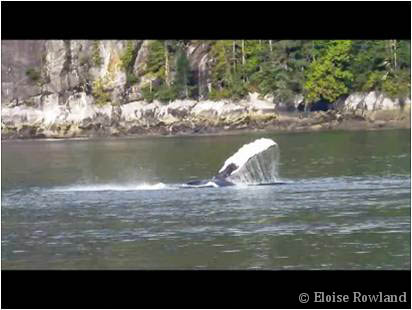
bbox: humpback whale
[185,163,238,187]
[184,138,282,188]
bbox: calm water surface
[2,129,410,269]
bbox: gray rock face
[2,40,46,104]
[133,40,148,76]
[344,91,409,111]
[186,42,212,99]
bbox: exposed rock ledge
[1,92,410,140]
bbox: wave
[50,182,170,192]
[48,180,289,192]
[181,181,219,188]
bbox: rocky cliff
[1,40,410,139]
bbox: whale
[184,138,285,188]
[185,163,238,187]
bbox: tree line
[136,40,410,105]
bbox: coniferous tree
[304,40,353,102]
[174,48,192,98]
[141,40,410,104]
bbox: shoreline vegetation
[1,40,410,140]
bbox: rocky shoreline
[2,92,410,140]
[2,40,410,140]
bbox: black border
[1,270,411,308]
[1,1,411,40]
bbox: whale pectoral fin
[216,163,238,179]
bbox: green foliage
[120,41,136,70]
[208,40,313,102]
[25,68,41,82]
[251,63,284,95]
[382,71,411,100]
[209,40,233,90]
[397,40,411,69]
[350,41,385,90]
[208,88,232,101]
[92,78,110,106]
[119,41,139,86]
[140,41,191,103]
[304,40,354,102]
[208,77,247,102]
[145,40,166,80]
[382,78,401,99]
[207,40,253,100]
[362,71,384,92]
[92,41,102,67]
[229,74,248,101]
[156,85,179,103]
[311,40,331,60]
[126,72,139,85]
[242,40,265,78]
[141,86,155,103]
[174,48,192,98]
[136,40,410,104]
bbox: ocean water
[2,129,410,269]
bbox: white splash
[219,138,279,185]
[181,181,219,188]
[219,138,277,175]
[135,183,168,190]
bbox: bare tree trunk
[164,41,170,87]
[241,40,245,65]
[184,72,188,98]
[393,40,397,71]
[269,40,273,52]
[386,40,393,71]
[242,40,248,83]
[312,40,315,61]
[198,63,201,98]
[232,40,236,73]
